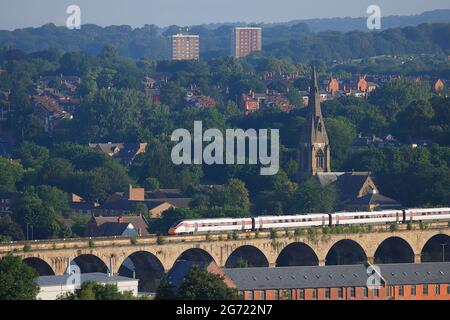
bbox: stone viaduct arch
[2,228,449,283]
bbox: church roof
[317,171,372,194]
[345,193,402,208]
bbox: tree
[0,157,24,192]
[160,82,186,110]
[155,266,238,300]
[58,281,136,300]
[12,191,64,240]
[396,99,435,141]
[368,79,430,119]
[33,185,71,217]
[210,179,250,211]
[16,142,49,170]
[0,215,25,242]
[0,255,39,300]
[326,117,357,170]
[294,178,337,213]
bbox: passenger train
[168,208,450,235]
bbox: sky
[0,0,449,30]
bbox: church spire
[309,65,323,118]
[297,65,331,182]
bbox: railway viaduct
[1,226,449,292]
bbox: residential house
[0,192,19,213]
[68,193,100,215]
[240,91,260,114]
[433,79,445,93]
[88,142,147,166]
[98,186,192,218]
[33,96,72,134]
[265,92,294,112]
[85,214,151,237]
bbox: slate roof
[92,215,150,236]
[224,265,370,290]
[97,222,131,236]
[224,263,450,290]
[37,272,137,287]
[346,193,402,208]
[378,263,450,286]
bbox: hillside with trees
[0,22,449,62]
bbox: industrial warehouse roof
[378,263,450,286]
[37,273,138,287]
[224,263,450,290]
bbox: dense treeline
[0,22,449,63]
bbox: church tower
[298,66,331,182]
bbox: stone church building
[298,67,401,211]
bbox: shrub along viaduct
[0,225,449,292]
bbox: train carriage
[405,208,450,223]
[331,210,403,226]
[255,214,329,230]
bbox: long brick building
[224,262,450,300]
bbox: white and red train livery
[168,208,450,235]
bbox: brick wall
[241,284,450,300]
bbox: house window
[363,287,369,298]
[387,286,393,297]
[248,291,254,300]
[274,290,279,300]
[325,288,331,299]
[312,288,318,299]
[261,290,266,300]
[399,286,404,297]
[350,287,356,298]
[435,285,440,295]
[447,285,450,295]
[411,285,416,296]
[338,288,344,299]
[373,288,379,297]
[423,285,428,296]
[299,289,305,300]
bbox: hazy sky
[0,0,449,30]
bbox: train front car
[168,220,191,235]
[405,208,450,223]
[330,210,402,226]
[168,218,253,235]
[254,214,329,230]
